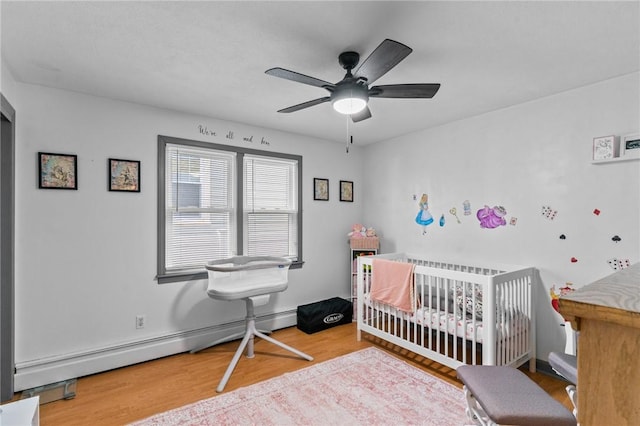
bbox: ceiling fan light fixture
[332,96,367,115]
[331,83,369,115]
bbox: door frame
[1,93,16,401]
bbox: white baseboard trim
[15,309,297,391]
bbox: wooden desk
[559,263,640,426]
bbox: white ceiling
[2,1,638,145]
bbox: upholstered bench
[457,365,576,426]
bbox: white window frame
[157,135,303,283]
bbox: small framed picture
[38,152,78,190]
[109,158,140,192]
[313,178,329,201]
[592,135,619,160]
[340,180,353,202]
[620,133,640,159]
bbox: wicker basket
[349,237,379,249]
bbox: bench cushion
[457,365,576,426]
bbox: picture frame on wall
[38,152,78,190]
[592,135,619,160]
[313,178,329,201]
[340,180,353,202]
[620,133,640,159]
[109,158,141,192]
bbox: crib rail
[356,252,535,371]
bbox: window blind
[165,144,236,272]
[244,155,298,259]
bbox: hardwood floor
[11,323,572,425]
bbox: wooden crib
[356,252,536,371]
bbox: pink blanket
[370,259,415,313]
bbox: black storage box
[296,297,352,334]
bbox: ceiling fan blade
[277,97,331,113]
[265,67,335,90]
[351,106,372,123]
[353,39,412,85]
[369,83,441,98]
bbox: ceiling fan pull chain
[346,116,350,153]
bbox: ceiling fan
[265,39,440,123]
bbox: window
[157,135,302,283]
[164,145,236,274]
[244,155,298,257]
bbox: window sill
[157,271,207,284]
[290,260,305,270]
[157,260,304,284]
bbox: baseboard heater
[21,379,77,404]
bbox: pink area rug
[130,347,469,426]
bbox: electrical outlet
[136,314,146,329]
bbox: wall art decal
[197,124,271,146]
[449,207,461,223]
[550,283,575,314]
[415,193,434,235]
[542,205,557,220]
[477,205,507,229]
[463,200,471,216]
[608,258,630,270]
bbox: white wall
[7,78,364,390]
[362,72,640,360]
[1,62,18,100]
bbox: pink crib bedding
[369,258,415,312]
